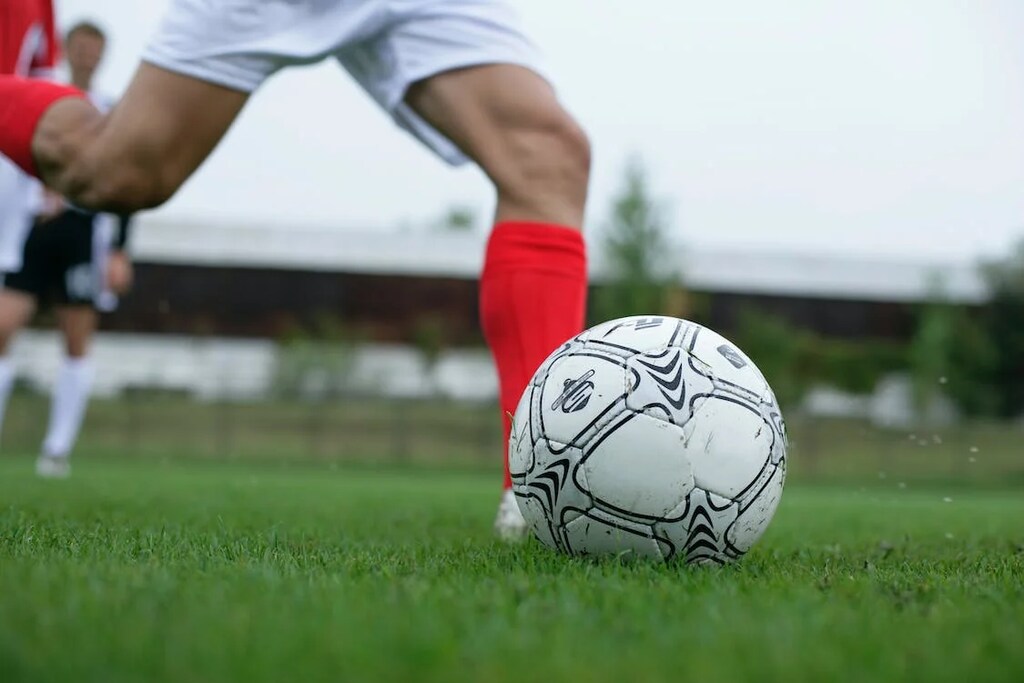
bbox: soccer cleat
[35,455,71,479]
[494,488,528,542]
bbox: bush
[978,243,1024,417]
[910,295,998,417]
[591,157,683,323]
[273,313,357,400]
[733,308,908,408]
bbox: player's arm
[106,214,135,295]
[0,63,249,214]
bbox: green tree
[909,277,960,414]
[592,158,683,322]
[733,308,907,410]
[273,313,357,400]
[980,240,1024,417]
[909,279,998,418]
[411,315,447,397]
[733,308,810,407]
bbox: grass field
[1,458,1022,682]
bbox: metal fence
[2,388,1021,486]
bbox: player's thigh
[54,306,98,359]
[342,0,586,174]
[0,289,36,354]
[405,64,589,226]
[404,64,576,172]
[107,64,248,195]
[43,64,249,210]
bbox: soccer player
[0,0,589,537]
[0,0,61,467]
[0,17,134,478]
[0,0,58,285]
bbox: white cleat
[35,455,71,479]
[494,489,529,542]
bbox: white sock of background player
[0,357,15,443]
[41,357,95,459]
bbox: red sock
[480,221,588,489]
[0,76,84,177]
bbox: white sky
[57,0,1024,261]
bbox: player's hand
[106,250,134,294]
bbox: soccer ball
[509,316,787,564]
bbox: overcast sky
[57,0,1024,261]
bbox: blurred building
[9,219,988,404]
[104,219,987,343]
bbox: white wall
[9,331,961,425]
[7,331,498,402]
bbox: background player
[53,19,134,310]
[0,0,57,294]
[0,0,60,465]
[0,17,134,478]
[0,0,590,537]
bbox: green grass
[0,458,1022,683]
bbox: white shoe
[494,489,528,542]
[35,455,71,479]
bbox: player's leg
[0,63,248,213]
[37,305,97,478]
[405,66,590,538]
[36,208,108,476]
[406,65,589,227]
[0,289,37,445]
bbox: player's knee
[64,339,90,359]
[87,172,176,212]
[67,163,177,213]
[493,107,591,198]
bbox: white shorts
[142,0,548,165]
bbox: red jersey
[0,0,59,77]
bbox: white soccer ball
[510,316,787,564]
